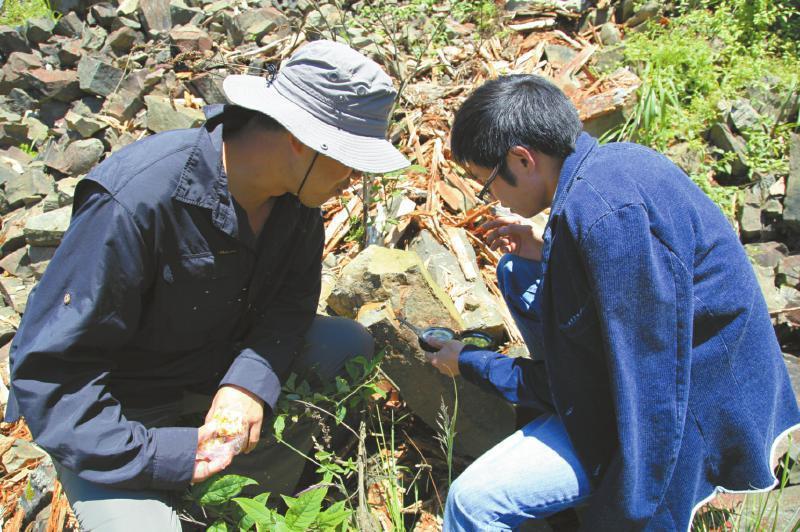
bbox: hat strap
[297,151,320,197]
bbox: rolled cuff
[150,426,198,490]
[219,349,282,411]
[458,345,496,387]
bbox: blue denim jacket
[5,105,324,490]
[460,133,800,530]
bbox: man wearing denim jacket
[426,74,800,530]
[5,40,409,530]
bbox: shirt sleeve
[219,213,324,412]
[459,347,554,411]
[578,203,692,528]
[7,183,197,490]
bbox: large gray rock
[737,188,762,242]
[625,1,659,27]
[144,95,205,132]
[747,242,788,314]
[65,110,107,138]
[598,22,621,46]
[25,17,56,44]
[54,11,84,38]
[728,99,761,138]
[25,68,82,102]
[0,26,31,54]
[45,138,104,176]
[0,247,35,279]
[778,255,800,289]
[106,26,141,55]
[187,71,227,104]
[5,167,53,209]
[1,438,47,474]
[139,0,172,38]
[23,205,71,246]
[170,0,203,25]
[58,39,84,67]
[708,122,749,182]
[410,229,505,336]
[665,141,705,177]
[19,459,56,524]
[783,134,800,232]
[358,301,516,459]
[78,55,124,97]
[169,24,212,52]
[224,6,288,46]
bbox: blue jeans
[444,254,592,531]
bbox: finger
[197,423,216,445]
[246,421,261,454]
[424,336,446,350]
[192,460,209,484]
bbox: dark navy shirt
[5,105,324,490]
[459,133,800,530]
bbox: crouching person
[426,74,800,531]
[5,40,409,531]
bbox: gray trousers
[56,316,374,531]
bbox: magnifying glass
[398,318,497,352]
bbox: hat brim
[223,75,410,174]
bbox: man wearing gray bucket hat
[6,39,409,530]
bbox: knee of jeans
[446,471,493,523]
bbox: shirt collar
[173,104,238,236]
[541,132,598,264]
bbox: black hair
[221,104,286,140]
[450,75,582,184]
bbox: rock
[224,6,289,46]
[102,89,144,121]
[25,68,82,102]
[0,26,31,54]
[89,2,119,29]
[1,438,47,473]
[746,74,799,125]
[5,167,53,209]
[598,22,621,46]
[0,206,37,256]
[117,0,140,17]
[46,138,104,176]
[506,0,586,14]
[0,246,35,279]
[81,24,107,51]
[6,88,37,115]
[777,255,800,288]
[28,245,56,278]
[170,0,204,25]
[358,300,516,458]
[625,1,659,28]
[328,245,466,326]
[78,55,124,97]
[57,39,83,67]
[708,122,749,182]
[752,264,785,314]
[665,141,705,177]
[20,459,56,525]
[728,99,761,137]
[169,24,212,52]
[54,12,84,38]
[106,26,140,55]
[544,43,578,69]
[0,343,9,384]
[2,52,44,90]
[25,17,56,44]
[24,205,71,246]
[144,95,205,132]
[737,188,762,242]
[0,307,17,345]
[784,135,800,232]
[764,198,783,220]
[187,72,227,104]
[65,110,107,138]
[410,229,505,336]
[139,0,172,38]
[580,67,640,137]
[746,241,788,270]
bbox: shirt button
[564,407,574,416]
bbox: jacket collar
[173,104,238,237]
[541,132,598,265]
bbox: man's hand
[424,337,464,377]
[206,384,265,454]
[478,215,544,261]
[192,423,235,483]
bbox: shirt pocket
[554,290,603,354]
[154,252,248,350]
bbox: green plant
[0,0,58,27]
[434,384,458,487]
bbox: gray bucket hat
[223,40,410,174]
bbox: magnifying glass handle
[397,316,422,337]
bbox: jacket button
[564,407,574,416]
[593,465,602,477]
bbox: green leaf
[335,376,350,394]
[206,519,229,532]
[192,474,257,506]
[282,485,327,531]
[233,497,277,527]
[316,501,352,529]
[238,493,271,531]
[273,415,286,441]
[335,405,347,424]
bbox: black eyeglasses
[477,162,502,203]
